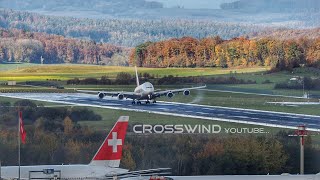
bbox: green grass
[0,85,75,93]
[0,63,39,71]
[0,64,268,81]
[2,64,318,98]
[216,67,320,84]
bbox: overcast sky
[148,0,236,9]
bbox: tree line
[126,133,320,175]
[0,28,129,65]
[130,36,320,70]
[0,100,319,175]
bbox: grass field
[0,63,39,71]
[0,64,269,81]
[1,64,318,96]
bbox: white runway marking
[309,123,317,126]
[243,112,258,115]
[196,112,209,115]
[232,116,249,119]
[157,108,169,111]
[291,116,301,119]
[201,89,307,99]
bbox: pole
[18,111,21,180]
[300,136,304,175]
[1,160,2,180]
[302,77,305,97]
[289,125,307,175]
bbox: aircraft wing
[153,85,206,97]
[76,90,140,100]
[105,168,171,179]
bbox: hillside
[250,28,320,40]
[0,0,319,28]
[0,0,163,13]
[0,9,268,47]
[221,0,320,13]
[0,28,129,65]
[148,0,234,9]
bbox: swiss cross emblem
[108,132,122,153]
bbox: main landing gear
[146,100,157,104]
[132,100,142,105]
[132,100,156,105]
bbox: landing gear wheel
[132,101,136,105]
[137,101,142,105]
[152,100,157,103]
[146,101,150,104]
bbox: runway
[1,93,320,131]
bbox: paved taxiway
[0,93,319,131]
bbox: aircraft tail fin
[89,116,129,167]
[135,66,140,87]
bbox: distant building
[7,81,16,86]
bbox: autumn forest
[0,28,129,65]
[130,36,320,70]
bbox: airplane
[77,66,206,105]
[0,116,170,180]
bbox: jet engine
[183,90,190,96]
[167,92,174,98]
[98,93,105,99]
[118,94,124,100]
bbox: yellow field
[0,64,269,81]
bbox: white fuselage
[1,165,128,179]
[134,82,155,100]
